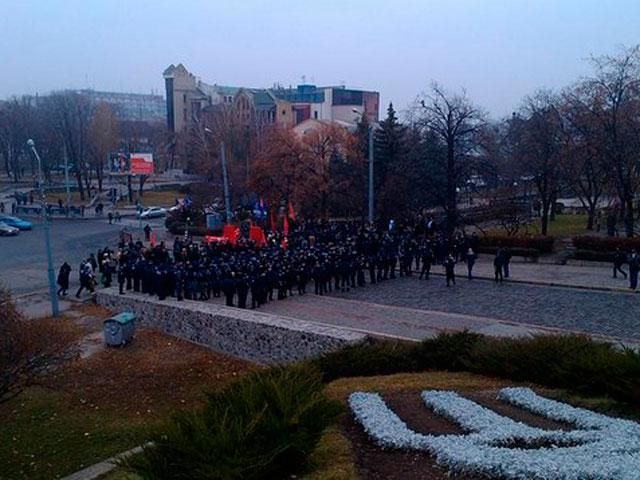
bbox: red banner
[130,153,154,175]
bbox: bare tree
[46,92,94,200]
[561,88,611,230]
[0,287,78,404]
[418,84,486,236]
[88,102,119,192]
[509,90,566,236]
[580,45,640,236]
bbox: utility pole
[220,141,232,224]
[27,139,59,317]
[64,144,71,217]
[368,126,374,224]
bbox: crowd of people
[59,219,514,308]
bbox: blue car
[0,214,33,230]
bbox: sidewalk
[445,255,632,293]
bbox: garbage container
[103,312,136,347]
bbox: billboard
[130,153,154,175]
[109,153,130,174]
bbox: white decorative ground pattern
[349,387,640,479]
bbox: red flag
[280,236,288,250]
[149,232,156,247]
[283,215,289,236]
[269,211,275,231]
[288,201,295,221]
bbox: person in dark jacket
[465,248,477,280]
[494,249,504,284]
[628,250,639,290]
[444,254,456,287]
[502,247,512,278]
[57,262,72,296]
[613,248,628,279]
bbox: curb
[61,444,150,480]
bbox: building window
[282,109,286,115]
[183,93,187,103]
[314,111,318,119]
[183,109,187,121]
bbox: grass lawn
[0,329,257,480]
[541,214,590,237]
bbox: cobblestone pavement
[326,275,640,342]
[455,256,630,291]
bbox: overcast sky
[1,0,638,119]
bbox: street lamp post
[353,109,375,224]
[367,126,374,224]
[204,128,232,224]
[27,139,59,317]
[63,144,71,217]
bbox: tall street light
[204,127,232,224]
[27,139,59,317]
[353,109,375,224]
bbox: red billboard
[130,153,154,175]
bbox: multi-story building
[74,89,166,123]
[163,64,379,133]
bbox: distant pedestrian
[465,248,476,280]
[108,212,113,224]
[144,224,152,241]
[629,250,639,291]
[75,261,95,298]
[114,211,121,223]
[494,249,504,283]
[57,262,71,296]
[502,247,512,278]
[444,254,456,287]
[0,202,4,213]
[613,248,628,279]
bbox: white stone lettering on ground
[348,388,640,479]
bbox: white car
[0,221,19,236]
[138,206,167,219]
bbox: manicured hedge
[313,332,640,408]
[478,235,555,254]
[573,235,640,253]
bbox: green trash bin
[103,312,136,347]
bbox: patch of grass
[0,388,153,480]
[303,426,358,480]
[0,329,257,479]
[325,370,510,401]
[543,214,589,237]
[125,190,182,208]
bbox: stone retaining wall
[96,289,366,364]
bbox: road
[0,216,165,295]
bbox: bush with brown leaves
[0,287,78,404]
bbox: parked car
[0,215,33,230]
[138,207,167,219]
[0,221,19,236]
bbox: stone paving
[436,255,631,291]
[325,275,640,342]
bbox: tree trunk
[75,171,85,200]
[127,175,133,203]
[541,200,550,236]
[586,204,596,230]
[446,139,457,238]
[625,197,634,237]
[96,162,103,192]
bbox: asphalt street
[0,216,164,295]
